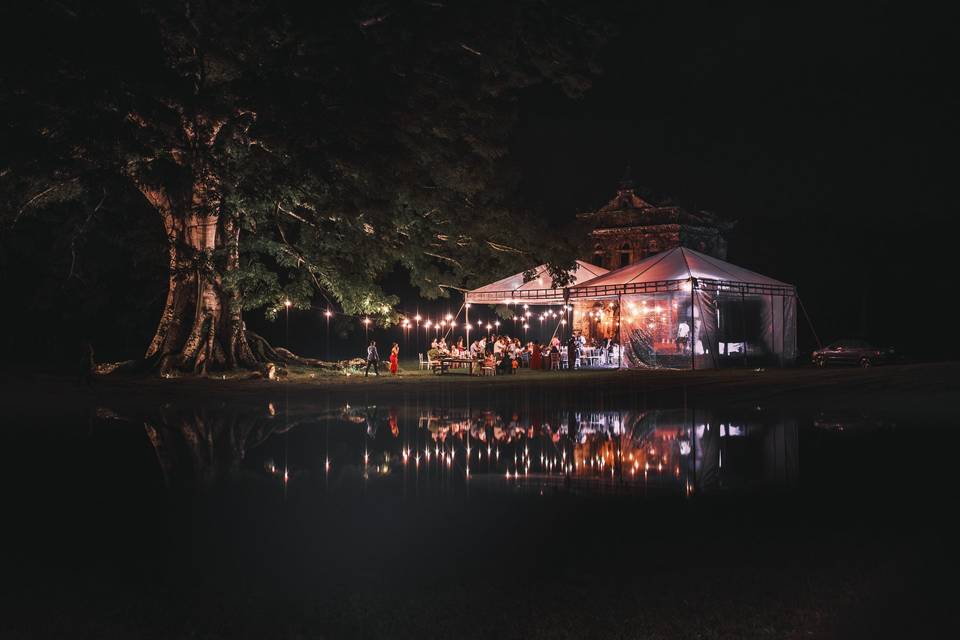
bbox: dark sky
[3,1,955,361]
[503,1,955,353]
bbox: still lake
[2,390,957,638]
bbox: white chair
[418,353,427,370]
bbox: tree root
[94,330,351,377]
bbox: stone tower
[577,174,732,269]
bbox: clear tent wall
[618,279,797,369]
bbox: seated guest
[483,351,496,369]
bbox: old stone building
[578,177,732,269]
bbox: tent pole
[690,282,695,370]
[796,292,822,350]
[740,288,748,368]
[618,294,622,370]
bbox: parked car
[812,339,895,368]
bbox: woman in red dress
[389,343,399,375]
[529,341,542,370]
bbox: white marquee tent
[465,260,608,306]
[568,247,797,369]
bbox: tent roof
[466,260,608,304]
[569,247,793,297]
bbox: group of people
[426,332,619,374]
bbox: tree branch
[12,180,78,228]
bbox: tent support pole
[796,292,822,350]
[690,282,695,370]
[618,294,622,370]
[740,288,748,368]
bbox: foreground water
[2,391,957,638]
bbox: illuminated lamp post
[363,317,371,343]
[284,299,292,346]
[414,313,422,353]
[324,309,333,359]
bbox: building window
[619,243,631,267]
[593,245,605,268]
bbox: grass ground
[5,361,959,416]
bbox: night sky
[511,1,955,356]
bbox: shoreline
[4,361,959,416]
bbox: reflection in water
[111,402,799,496]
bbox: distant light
[284,299,291,308]
[523,324,529,330]
[425,320,432,327]
[363,317,371,325]
[324,310,332,318]
[445,313,453,321]
[494,321,500,327]
[414,314,422,322]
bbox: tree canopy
[1,0,609,367]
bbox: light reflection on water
[130,403,800,497]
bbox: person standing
[566,335,578,371]
[676,321,690,353]
[530,341,542,370]
[365,340,380,376]
[389,342,399,375]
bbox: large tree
[1,0,607,373]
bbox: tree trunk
[135,164,258,375]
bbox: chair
[418,353,427,370]
[550,352,561,370]
[481,364,496,376]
